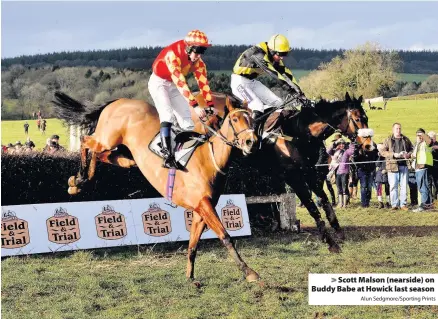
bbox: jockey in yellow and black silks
[231,34,312,120]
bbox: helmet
[184,30,211,47]
[267,34,291,55]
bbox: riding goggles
[272,51,289,57]
[192,46,208,54]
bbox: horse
[194,92,373,253]
[267,93,373,252]
[52,92,260,284]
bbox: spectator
[376,144,391,208]
[379,123,414,211]
[24,121,29,135]
[41,119,47,135]
[327,138,355,208]
[348,164,359,201]
[411,129,434,212]
[315,140,336,206]
[1,144,7,153]
[428,131,438,201]
[24,137,36,153]
[13,141,23,154]
[354,142,379,208]
[37,118,41,130]
[6,143,14,154]
[408,168,419,208]
[43,134,66,154]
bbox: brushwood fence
[1,152,296,230]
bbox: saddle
[148,127,207,169]
[254,107,299,145]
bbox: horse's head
[221,96,257,156]
[338,92,374,151]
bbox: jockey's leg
[231,74,266,121]
[148,73,181,170]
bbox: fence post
[69,125,82,151]
[245,194,297,231]
[279,193,296,230]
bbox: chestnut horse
[52,92,259,283]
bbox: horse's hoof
[328,244,342,254]
[187,278,202,289]
[68,176,77,187]
[335,229,346,241]
[191,281,201,289]
[246,270,260,282]
[68,186,80,195]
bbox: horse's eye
[232,117,238,123]
[355,118,361,122]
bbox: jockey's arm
[193,59,214,107]
[165,51,198,107]
[252,54,304,98]
[275,62,303,96]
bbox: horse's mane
[299,97,365,120]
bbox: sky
[1,1,438,58]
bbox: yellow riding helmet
[267,34,291,54]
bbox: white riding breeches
[230,74,283,112]
[148,72,195,130]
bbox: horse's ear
[241,99,248,110]
[225,96,235,112]
[357,95,363,104]
[345,92,351,102]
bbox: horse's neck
[302,104,347,140]
[208,120,234,172]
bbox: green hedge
[1,152,286,206]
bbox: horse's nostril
[365,145,371,150]
[246,140,253,148]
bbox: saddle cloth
[148,128,207,168]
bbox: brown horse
[193,92,373,253]
[52,92,259,283]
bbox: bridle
[201,108,254,149]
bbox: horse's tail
[52,91,117,135]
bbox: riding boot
[160,124,182,170]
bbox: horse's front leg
[186,212,206,286]
[312,183,345,241]
[68,137,90,195]
[286,171,341,253]
[195,197,260,282]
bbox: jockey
[148,30,214,169]
[231,34,312,121]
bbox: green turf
[1,119,70,150]
[362,98,438,143]
[2,202,438,319]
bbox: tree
[299,42,401,100]
[417,74,438,94]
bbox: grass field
[2,204,438,319]
[2,98,438,319]
[1,119,70,150]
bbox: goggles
[272,51,289,57]
[192,46,208,54]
